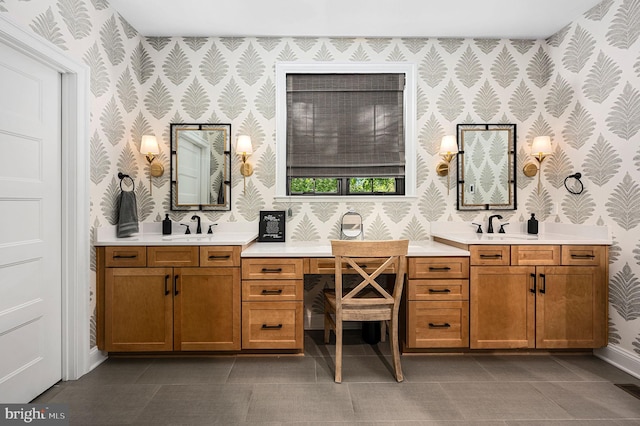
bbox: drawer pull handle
[530,273,536,294]
[113,254,137,259]
[428,289,451,293]
[261,324,283,330]
[261,268,283,273]
[174,275,180,295]
[571,254,595,259]
[539,273,546,294]
[479,254,502,259]
[261,289,283,295]
[428,323,451,329]
[428,266,451,271]
[164,275,170,295]
[209,255,231,260]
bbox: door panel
[174,267,240,351]
[104,268,174,352]
[0,41,61,403]
[536,266,605,348]
[470,266,535,349]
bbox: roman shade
[286,73,405,178]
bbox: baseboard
[89,347,108,372]
[595,344,640,380]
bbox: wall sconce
[140,134,164,194]
[523,136,553,194]
[236,135,253,192]
[436,135,459,194]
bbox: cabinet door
[173,267,240,351]
[535,266,606,348]
[470,266,535,349]
[105,268,173,351]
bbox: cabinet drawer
[470,246,510,266]
[242,258,304,280]
[241,301,303,349]
[147,246,199,267]
[511,245,560,265]
[105,246,146,267]
[200,246,241,267]
[242,279,303,302]
[561,245,606,266]
[407,301,469,348]
[408,279,469,301]
[408,257,469,279]
[308,257,397,275]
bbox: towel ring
[564,172,583,195]
[118,172,135,192]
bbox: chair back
[330,239,408,314]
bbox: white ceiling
[110,0,603,39]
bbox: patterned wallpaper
[2,0,639,362]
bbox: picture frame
[258,210,286,242]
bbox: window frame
[275,62,417,201]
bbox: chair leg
[335,318,343,383]
[380,320,387,342]
[389,317,403,382]
[324,299,331,344]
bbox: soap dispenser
[527,213,538,235]
[162,214,172,235]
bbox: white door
[178,139,210,205]
[0,41,62,402]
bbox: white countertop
[241,240,470,257]
[95,222,258,246]
[430,221,612,245]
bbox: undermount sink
[478,233,538,241]
[161,234,214,241]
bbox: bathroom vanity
[431,222,611,350]
[95,221,611,355]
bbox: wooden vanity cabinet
[405,257,470,349]
[99,245,241,352]
[470,244,608,349]
[241,258,304,350]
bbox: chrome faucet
[487,214,503,233]
[191,214,202,234]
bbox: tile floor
[33,331,640,425]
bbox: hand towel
[117,190,139,237]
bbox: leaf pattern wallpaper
[2,0,640,362]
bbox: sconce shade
[531,136,552,156]
[236,135,253,155]
[439,135,458,155]
[140,135,159,154]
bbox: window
[275,63,416,199]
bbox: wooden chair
[323,239,409,383]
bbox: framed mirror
[456,123,516,210]
[170,123,231,211]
